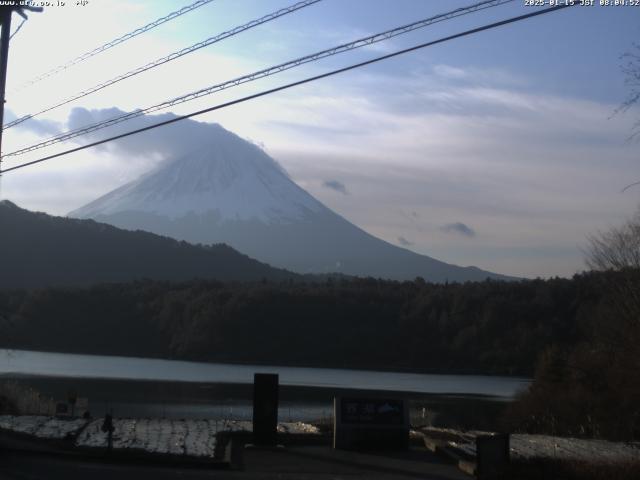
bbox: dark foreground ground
[0,375,504,479]
[0,447,467,480]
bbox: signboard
[333,397,409,451]
[339,398,405,425]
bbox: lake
[0,349,528,398]
[0,349,530,424]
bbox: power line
[3,0,511,151]
[3,0,321,130]
[0,3,576,176]
[9,17,25,40]
[12,0,216,92]
[2,0,514,159]
[0,3,43,198]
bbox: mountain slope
[71,123,512,282]
[0,200,296,289]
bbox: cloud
[397,236,413,247]
[19,118,64,136]
[5,109,63,136]
[441,222,477,238]
[0,107,291,217]
[431,64,527,87]
[66,107,230,159]
[322,179,349,195]
[433,65,467,80]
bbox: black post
[68,390,77,417]
[476,433,510,480]
[252,373,279,446]
[101,413,115,452]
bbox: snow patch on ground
[278,422,321,435]
[220,420,320,435]
[417,427,640,463]
[511,434,640,463]
[0,415,88,439]
[1,416,320,458]
[75,418,223,457]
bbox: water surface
[0,349,529,399]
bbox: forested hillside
[0,271,626,376]
[0,201,297,288]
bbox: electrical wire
[0,3,577,175]
[3,0,322,130]
[12,0,217,91]
[9,18,26,40]
[2,0,514,158]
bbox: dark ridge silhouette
[0,200,298,289]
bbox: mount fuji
[70,123,511,282]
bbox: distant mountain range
[0,200,296,289]
[70,123,512,282]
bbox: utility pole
[0,2,42,184]
[0,5,13,176]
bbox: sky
[0,0,639,278]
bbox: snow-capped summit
[70,124,512,282]
[71,132,324,224]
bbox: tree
[581,215,640,438]
[586,209,640,270]
[585,209,640,358]
[585,209,640,325]
[616,42,640,192]
[505,216,640,440]
[616,42,640,140]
